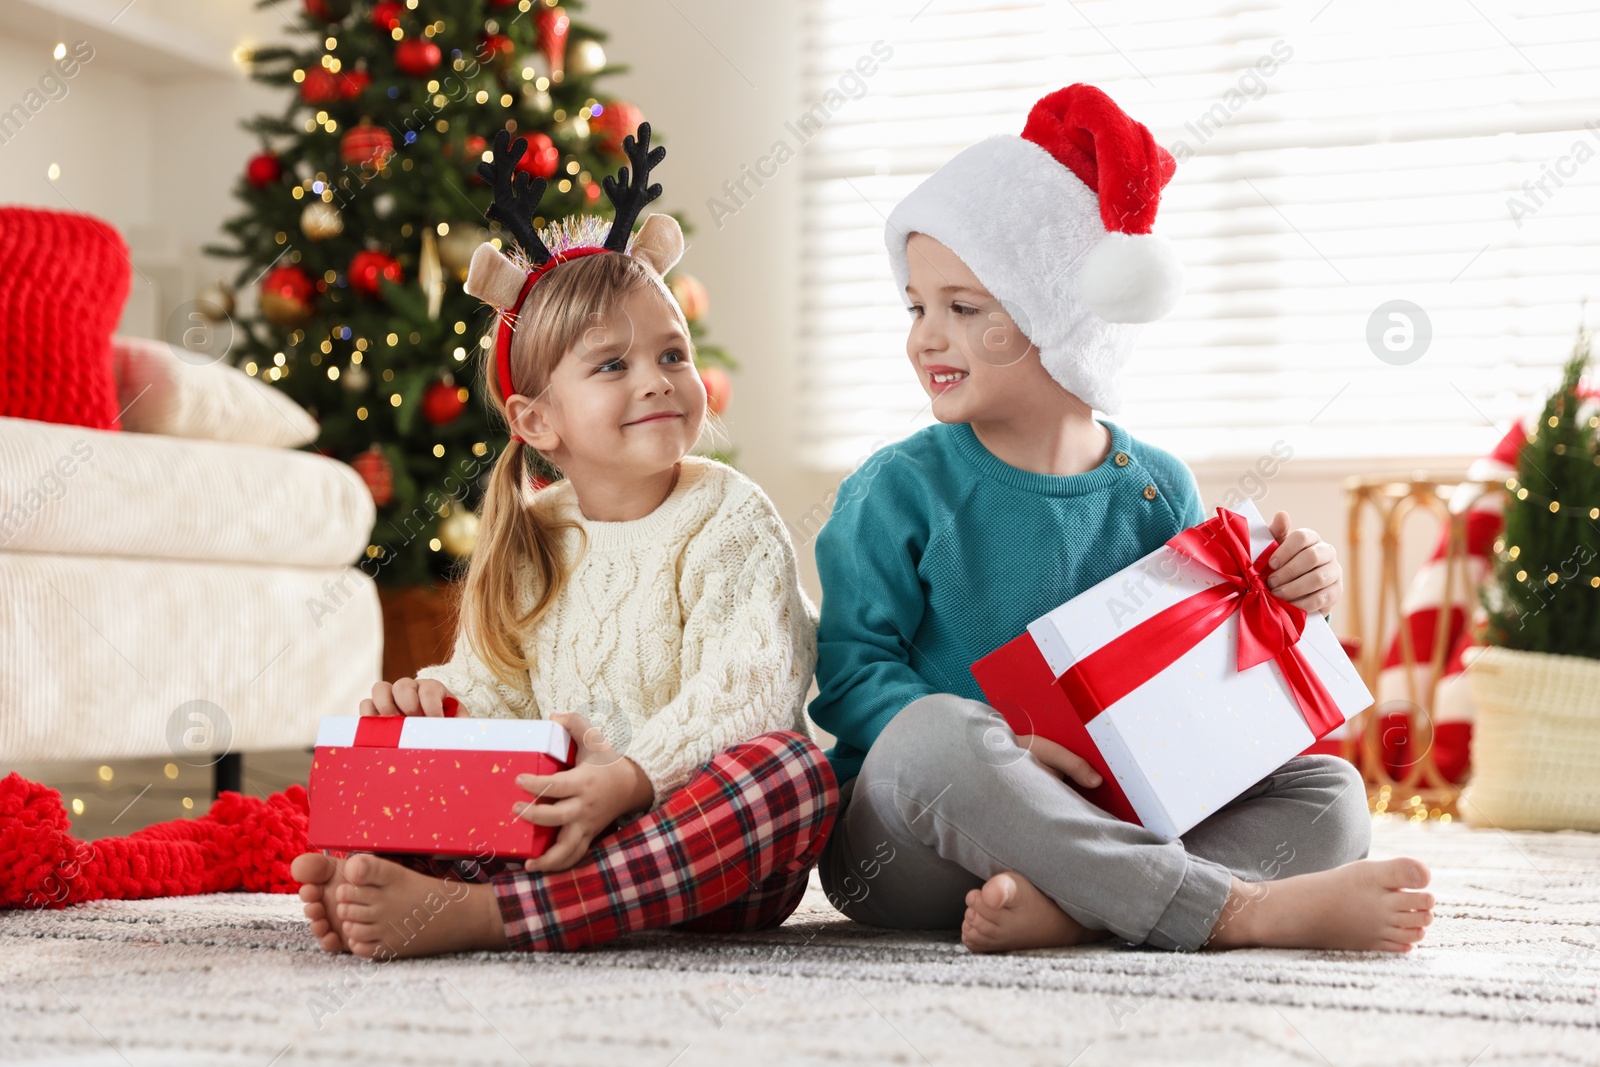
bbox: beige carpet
[3,817,1598,1067]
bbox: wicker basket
[1461,645,1600,830]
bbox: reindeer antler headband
[464,122,685,439]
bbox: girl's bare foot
[333,853,509,959]
[962,871,1114,954]
[1206,856,1435,953]
[292,851,354,953]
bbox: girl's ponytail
[457,432,579,690]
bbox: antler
[476,129,552,265]
[601,121,666,253]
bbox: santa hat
[885,83,1181,414]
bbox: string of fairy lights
[1491,411,1600,591]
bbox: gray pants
[819,693,1371,951]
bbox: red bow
[1056,507,1344,738]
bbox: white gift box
[973,497,1373,841]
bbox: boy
[809,84,1433,954]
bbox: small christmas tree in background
[1480,321,1600,659]
[205,0,735,589]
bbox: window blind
[796,0,1600,471]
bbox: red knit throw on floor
[0,772,309,909]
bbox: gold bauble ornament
[301,200,343,241]
[568,39,606,76]
[437,506,480,559]
[341,361,370,392]
[438,225,488,279]
[554,115,589,144]
[520,83,552,115]
[194,283,235,322]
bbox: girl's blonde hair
[457,236,691,691]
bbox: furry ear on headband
[630,213,683,276]
[464,241,528,311]
[462,212,685,312]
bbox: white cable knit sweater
[415,455,818,806]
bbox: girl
[292,125,836,959]
[809,84,1435,955]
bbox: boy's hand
[361,677,455,717]
[1016,734,1104,790]
[512,711,655,873]
[1265,511,1342,616]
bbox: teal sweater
[808,418,1207,786]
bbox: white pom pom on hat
[884,83,1182,414]
[1079,230,1185,324]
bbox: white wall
[2,0,1479,649]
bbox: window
[797,1,1600,470]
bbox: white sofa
[0,336,382,785]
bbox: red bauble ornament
[461,134,490,182]
[701,366,732,416]
[303,0,346,20]
[352,447,394,507]
[340,124,394,168]
[590,100,644,158]
[513,131,560,179]
[669,273,709,322]
[584,180,601,203]
[478,33,514,65]
[371,1,403,32]
[422,381,467,426]
[536,6,570,78]
[259,265,316,327]
[394,37,441,76]
[349,250,403,298]
[300,67,340,104]
[245,152,282,189]
[338,68,370,99]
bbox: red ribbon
[1055,506,1344,739]
[351,697,459,746]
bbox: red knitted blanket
[0,772,309,909]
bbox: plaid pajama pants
[396,730,837,952]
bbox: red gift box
[307,705,576,861]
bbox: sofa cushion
[0,206,130,431]
[0,415,374,568]
[113,335,318,449]
[0,551,382,762]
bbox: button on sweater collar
[948,418,1131,497]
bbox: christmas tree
[1480,324,1600,659]
[205,0,735,588]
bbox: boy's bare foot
[292,851,354,953]
[962,871,1114,954]
[333,852,509,959]
[1206,856,1435,953]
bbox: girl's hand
[1265,511,1342,616]
[511,711,655,874]
[360,677,455,717]
[1016,733,1104,790]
